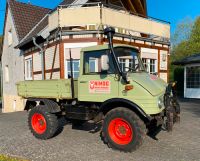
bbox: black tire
[102,107,146,152]
[28,105,59,140]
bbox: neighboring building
[173,54,200,99]
[1,0,170,113]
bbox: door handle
[80,81,88,83]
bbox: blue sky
[0,0,200,35]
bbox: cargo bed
[17,79,78,99]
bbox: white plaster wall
[1,8,25,112]
[32,45,60,80]
[159,73,167,82]
[34,74,42,80]
[46,72,60,80]
[45,45,60,70]
[33,52,42,72]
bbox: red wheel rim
[108,118,133,145]
[31,113,47,134]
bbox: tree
[171,16,200,62]
[188,17,200,53]
[170,17,200,95]
[171,17,193,47]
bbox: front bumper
[164,82,180,131]
[151,82,180,131]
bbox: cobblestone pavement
[0,99,200,161]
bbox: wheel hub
[108,118,133,145]
[118,126,126,135]
[31,113,47,134]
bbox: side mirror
[101,55,109,71]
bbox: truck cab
[78,44,166,115]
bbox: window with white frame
[119,58,126,72]
[25,58,33,80]
[142,58,157,75]
[5,65,9,82]
[142,58,148,72]
[150,59,156,74]
[8,29,13,46]
[186,66,200,88]
[67,59,80,79]
[119,58,137,72]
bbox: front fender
[100,98,152,121]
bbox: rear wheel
[102,107,146,152]
[28,105,59,140]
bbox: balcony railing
[48,3,170,41]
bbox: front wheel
[102,107,146,152]
[28,105,59,140]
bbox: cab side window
[83,50,115,75]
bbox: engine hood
[129,72,167,96]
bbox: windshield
[83,47,145,75]
[114,47,145,73]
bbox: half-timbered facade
[1,0,170,112]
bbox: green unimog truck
[17,27,180,152]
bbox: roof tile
[8,0,50,41]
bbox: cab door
[78,49,119,102]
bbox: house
[1,0,170,113]
[173,54,200,99]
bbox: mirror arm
[104,27,128,84]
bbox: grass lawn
[0,155,28,161]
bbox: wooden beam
[125,0,137,13]
[33,68,60,75]
[167,50,170,83]
[131,0,145,15]
[59,42,65,79]
[160,70,167,73]
[43,51,46,80]
[158,50,160,77]
[104,38,169,51]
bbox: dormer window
[8,29,13,46]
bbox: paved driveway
[0,100,200,161]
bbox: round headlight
[158,96,164,109]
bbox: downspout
[33,37,45,80]
[0,36,4,112]
[0,60,3,112]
